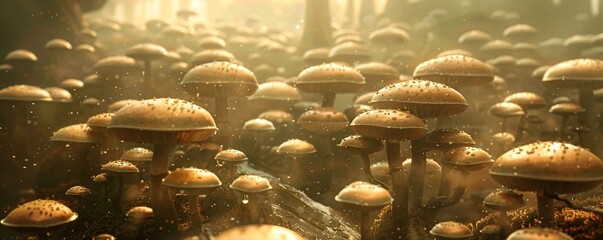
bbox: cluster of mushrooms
[1,1,603,240]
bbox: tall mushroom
[488,102,525,133]
[337,135,387,189]
[483,190,525,237]
[120,147,153,182]
[50,123,98,184]
[101,160,139,212]
[242,118,275,162]
[548,102,584,140]
[214,149,248,183]
[126,43,168,97]
[503,92,547,141]
[277,139,316,188]
[295,63,365,108]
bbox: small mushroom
[429,221,473,240]
[338,135,386,189]
[483,190,525,237]
[101,160,139,212]
[507,227,572,240]
[277,139,316,187]
[243,118,276,160]
[214,149,248,183]
[230,175,273,224]
[214,224,303,240]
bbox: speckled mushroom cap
[370,80,468,119]
[490,141,603,193]
[504,92,547,110]
[338,135,383,155]
[442,147,493,171]
[549,103,585,115]
[65,186,91,196]
[479,225,501,236]
[354,62,399,90]
[93,233,116,240]
[121,147,153,162]
[248,82,301,105]
[328,42,371,63]
[214,224,304,240]
[297,108,349,134]
[44,87,72,102]
[191,49,236,66]
[488,102,525,117]
[230,175,273,193]
[45,39,73,51]
[126,43,167,61]
[94,55,139,76]
[92,173,109,182]
[215,149,248,163]
[1,199,77,228]
[0,85,52,102]
[181,61,258,97]
[5,49,38,62]
[51,123,97,144]
[354,92,376,105]
[302,48,330,65]
[277,139,316,156]
[369,27,410,46]
[543,59,603,88]
[243,118,275,135]
[295,63,365,94]
[458,30,492,46]
[60,79,84,89]
[506,227,573,240]
[107,99,139,113]
[345,104,373,120]
[412,55,494,87]
[425,129,475,151]
[429,221,473,239]
[87,113,114,131]
[482,190,525,211]
[503,24,537,40]
[126,206,153,219]
[335,181,393,208]
[162,167,222,190]
[350,109,427,141]
[259,110,294,124]
[480,40,514,56]
[108,98,217,144]
[493,132,515,144]
[402,159,441,173]
[436,49,473,58]
[102,160,139,173]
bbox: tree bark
[297,0,333,53]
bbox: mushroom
[107,99,140,113]
[120,147,153,182]
[490,141,603,227]
[488,102,525,133]
[370,162,391,187]
[329,42,372,65]
[101,160,139,212]
[480,224,501,239]
[277,139,316,187]
[295,63,365,108]
[503,24,537,42]
[548,102,584,140]
[369,27,410,52]
[126,43,168,97]
[507,227,572,240]
[1,199,78,239]
[302,48,330,65]
[335,181,393,240]
[50,123,98,184]
[108,98,217,232]
[92,173,110,207]
[93,55,140,103]
[162,167,221,230]
[402,159,441,206]
[230,175,273,224]
[65,186,92,211]
[429,221,473,240]
[354,62,400,92]
[504,92,547,141]
[93,233,116,240]
[4,50,38,85]
[481,40,514,58]
[214,149,248,183]
[413,55,494,88]
[337,135,387,189]
[458,30,493,52]
[214,224,304,240]
[191,49,236,66]
[242,118,275,161]
[483,190,525,237]
[87,113,119,162]
[125,206,153,236]
[248,82,301,109]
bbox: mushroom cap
[543,59,603,88]
[344,104,374,120]
[549,103,585,115]
[513,42,537,54]
[126,43,168,61]
[230,175,273,193]
[302,47,330,65]
[93,234,116,240]
[259,110,294,124]
[429,221,473,239]
[295,63,365,94]
[503,24,537,40]
[532,66,551,79]
[442,147,493,171]
[458,30,492,46]
[162,167,222,190]
[369,27,410,46]
[0,85,52,102]
[243,118,276,135]
[107,99,140,113]
[564,35,591,50]
[83,74,100,86]
[338,135,384,155]
[335,181,393,208]
[277,139,316,156]
[506,227,573,240]
[479,225,501,236]
[481,40,514,55]
[65,186,91,196]
[490,141,603,194]
[191,49,236,66]
[44,87,72,102]
[51,123,97,144]
[74,44,95,54]
[488,75,507,92]
[120,147,153,162]
[60,79,84,89]
[516,58,540,69]
[504,92,547,110]
[214,225,304,240]
[493,132,515,144]
[215,149,248,163]
[87,113,114,131]
[298,108,349,134]
[413,55,494,87]
[370,80,468,119]
[370,162,390,177]
[350,109,427,141]
[482,190,525,211]
[45,39,73,51]
[81,97,100,107]
[102,160,139,173]
[488,102,525,117]
[126,206,153,219]
[5,49,38,62]
[436,49,473,58]
[328,42,371,63]
[92,173,109,182]
[355,62,400,90]
[94,55,139,76]
[248,82,301,105]
[108,98,217,144]
[198,36,227,49]
[181,61,258,97]
[402,159,441,173]
[425,128,475,151]
[354,92,376,105]
[1,199,77,228]
[487,55,517,68]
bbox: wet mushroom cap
[483,190,525,211]
[490,141,603,193]
[488,102,525,117]
[121,147,153,162]
[87,113,114,131]
[65,186,92,196]
[277,139,316,155]
[543,59,603,88]
[215,149,248,163]
[60,79,84,89]
[44,87,73,102]
[1,199,78,228]
[442,147,493,171]
[354,92,376,105]
[259,110,294,124]
[425,129,475,151]
[549,103,585,115]
[181,61,258,97]
[126,206,154,219]
[506,227,573,240]
[338,135,384,155]
[429,221,473,239]
[126,43,168,61]
[370,80,468,119]
[458,30,492,45]
[94,55,139,76]
[248,82,301,103]
[298,108,349,133]
[402,159,441,173]
[295,63,366,93]
[412,55,494,87]
[191,49,236,66]
[243,118,276,135]
[504,92,547,110]
[5,49,38,62]
[230,175,273,193]
[101,160,139,173]
[51,123,97,144]
[107,99,140,113]
[0,84,52,102]
[214,224,304,240]
[45,39,73,51]
[350,109,427,141]
[335,181,393,208]
[162,167,222,190]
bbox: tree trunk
[297,0,333,53]
[382,0,407,22]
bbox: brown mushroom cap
[102,160,139,173]
[198,36,227,49]
[483,190,525,211]
[162,167,221,190]
[516,58,540,69]
[402,158,441,173]
[65,186,91,196]
[126,206,153,219]
[87,113,114,131]
[248,82,301,105]
[295,63,365,94]
[230,175,273,193]
[215,149,248,163]
[543,59,603,88]
[214,224,304,240]
[490,141,603,193]
[181,61,258,97]
[108,98,217,144]
[493,132,515,144]
[429,221,473,239]
[75,44,95,54]
[413,55,494,87]
[126,43,168,61]
[44,87,72,102]
[243,118,275,135]
[60,79,84,89]
[45,39,73,51]
[5,49,38,63]
[335,181,393,208]
[338,135,383,155]
[564,35,591,50]
[121,147,153,162]
[488,102,525,117]
[370,80,468,119]
[329,42,371,63]
[93,234,116,240]
[504,92,547,110]
[548,103,585,115]
[350,109,427,141]
[297,108,349,134]
[82,98,101,107]
[259,110,294,124]
[506,227,573,240]
[94,55,139,76]
[479,225,501,236]
[369,27,410,46]
[354,92,376,105]
[481,40,514,55]
[93,173,109,182]
[458,30,492,46]
[1,199,78,228]
[0,84,52,102]
[51,123,97,144]
[277,139,316,156]
[487,55,517,68]
[370,162,390,177]
[503,24,537,40]
[355,62,400,90]
[425,129,475,151]
[442,147,493,171]
[191,49,236,66]
[436,49,473,58]
[302,48,330,65]
[532,66,551,80]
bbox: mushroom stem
[360,209,371,240]
[424,171,469,220]
[578,89,594,147]
[143,60,153,97]
[188,193,203,229]
[498,210,510,238]
[112,175,123,212]
[214,93,230,123]
[289,156,303,188]
[558,115,569,141]
[537,190,555,228]
[360,154,390,191]
[149,143,178,233]
[501,117,508,133]
[322,92,336,108]
[226,163,237,183]
[435,116,453,129]
[320,134,335,192]
[250,136,264,162]
[385,140,409,238]
[437,167,452,197]
[248,193,260,224]
[409,138,427,209]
